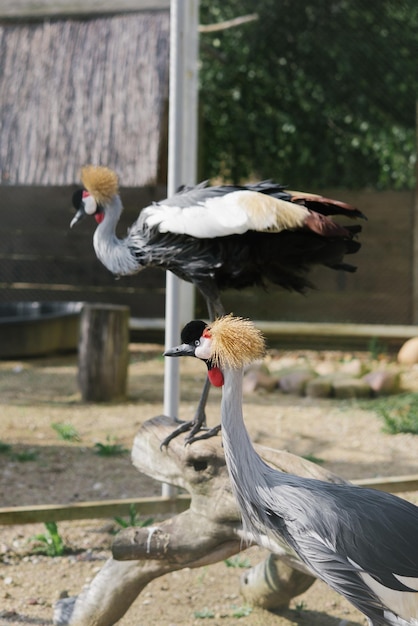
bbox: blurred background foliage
[199,0,418,189]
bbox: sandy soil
[0,343,417,626]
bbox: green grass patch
[224,555,251,568]
[12,449,38,462]
[30,522,66,557]
[114,504,153,529]
[367,336,387,360]
[295,600,308,613]
[302,453,325,465]
[94,436,128,457]
[231,605,252,618]
[365,393,418,434]
[194,608,215,619]
[51,422,81,442]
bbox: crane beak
[70,206,86,228]
[164,343,195,358]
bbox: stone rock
[332,378,371,399]
[338,358,364,377]
[362,370,401,395]
[243,367,278,394]
[397,337,418,365]
[305,377,333,399]
[278,369,316,395]
[315,361,337,376]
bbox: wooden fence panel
[0,187,415,325]
[0,185,167,319]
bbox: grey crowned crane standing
[70,165,365,445]
[165,315,418,626]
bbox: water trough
[0,302,83,358]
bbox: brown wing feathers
[289,190,366,219]
[289,190,365,240]
[304,211,353,238]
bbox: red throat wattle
[95,212,105,224]
[208,366,224,387]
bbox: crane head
[164,315,266,386]
[70,188,104,227]
[70,165,119,228]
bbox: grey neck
[220,368,271,536]
[93,196,141,276]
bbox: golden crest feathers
[207,315,265,369]
[81,165,119,205]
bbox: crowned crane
[70,165,365,445]
[165,315,418,626]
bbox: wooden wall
[0,185,167,318]
[197,190,415,326]
[0,187,414,326]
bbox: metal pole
[162,0,199,496]
[179,0,198,324]
[412,100,418,324]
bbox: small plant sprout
[94,436,128,457]
[194,607,215,619]
[231,604,253,618]
[13,449,38,462]
[30,522,65,557]
[368,336,386,360]
[196,566,208,585]
[0,441,11,453]
[295,600,307,613]
[114,504,153,529]
[224,555,251,568]
[302,453,325,465]
[51,422,81,442]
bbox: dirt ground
[0,342,417,626]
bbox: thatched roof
[0,9,169,185]
[0,1,170,20]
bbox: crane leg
[160,291,224,449]
[183,297,227,442]
[160,376,221,448]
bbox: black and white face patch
[82,190,98,215]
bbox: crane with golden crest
[71,165,365,444]
[165,315,418,626]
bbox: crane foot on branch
[160,376,221,448]
[160,416,221,449]
[186,423,222,445]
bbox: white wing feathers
[346,557,418,625]
[359,571,418,624]
[143,191,309,239]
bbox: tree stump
[77,304,130,402]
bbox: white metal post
[162,0,199,496]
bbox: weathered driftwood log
[77,304,130,402]
[54,415,347,626]
[240,553,315,609]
